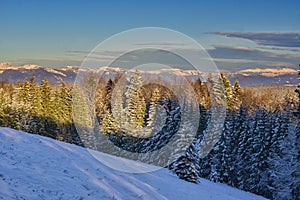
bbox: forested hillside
[0,71,299,200]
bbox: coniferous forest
[0,71,299,200]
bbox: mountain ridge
[0,62,298,86]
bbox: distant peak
[0,62,14,69]
[238,67,297,74]
[21,64,42,70]
[59,65,80,71]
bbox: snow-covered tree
[266,111,296,199]
[232,80,242,110]
[232,104,250,189]
[221,73,233,110]
[147,87,160,128]
[125,70,146,129]
[111,82,126,132]
[169,97,200,183]
[291,116,300,200]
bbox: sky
[0,0,300,71]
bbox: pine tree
[221,73,233,110]
[95,84,104,121]
[220,112,236,184]
[72,81,95,148]
[232,104,250,189]
[27,76,42,134]
[125,70,146,130]
[40,77,56,137]
[292,71,300,199]
[16,78,32,132]
[111,80,126,132]
[171,154,199,183]
[169,97,200,184]
[101,107,114,134]
[0,88,4,126]
[291,115,300,200]
[241,109,273,195]
[40,77,52,118]
[232,80,242,110]
[103,78,114,112]
[147,87,160,129]
[0,88,10,126]
[21,78,30,105]
[199,74,226,159]
[57,82,72,123]
[197,105,211,179]
[6,83,14,105]
[54,81,73,141]
[268,115,299,199]
[9,81,23,130]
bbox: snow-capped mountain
[0,62,41,71]
[0,62,298,86]
[226,68,298,86]
[0,62,79,84]
[236,68,297,77]
[0,127,267,200]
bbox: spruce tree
[54,81,73,141]
[111,81,126,132]
[16,78,31,132]
[268,116,299,199]
[220,112,236,184]
[221,73,233,110]
[103,78,114,112]
[0,88,9,127]
[101,107,114,134]
[169,98,200,184]
[40,77,56,137]
[291,116,300,200]
[27,76,42,134]
[147,87,160,129]
[232,104,250,189]
[232,80,242,110]
[125,70,146,131]
[40,77,52,118]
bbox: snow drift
[0,127,267,200]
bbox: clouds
[210,32,300,47]
[133,42,188,47]
[207,45,300,70]
[50,42,300,70]
[203,31,300,70]
[10,31,299,71]
[208,46,272,60]
[257,46,300,53]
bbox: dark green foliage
[171,156,199,183]
[0,77,82,146]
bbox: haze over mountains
[0,62,297,86]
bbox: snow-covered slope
[0,128,267,200]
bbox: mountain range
[0,62,298,86]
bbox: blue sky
[0,0,300,70]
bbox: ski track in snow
[0,127,267,200]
